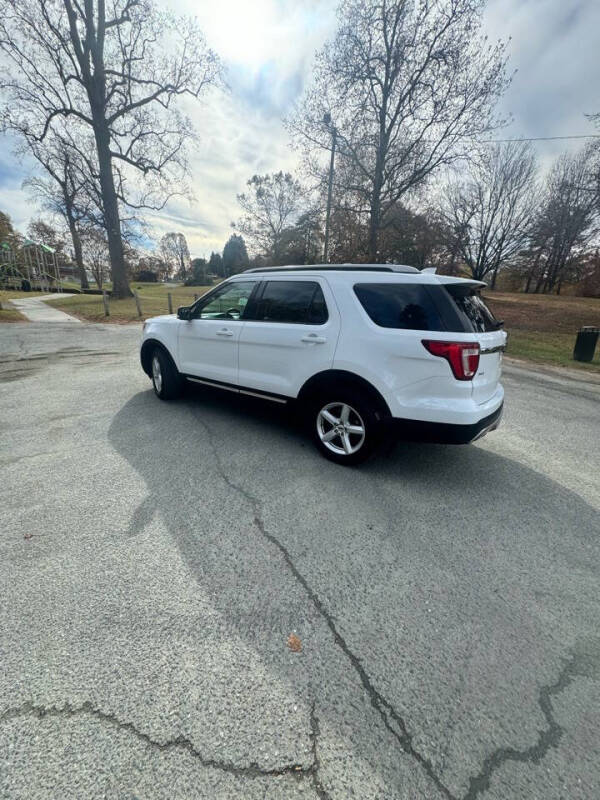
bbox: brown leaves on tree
[287,633,302,653]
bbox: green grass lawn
[484,292,600,373]
[505,330,600,372]
[46,282,213,323]
[0,307,26,322]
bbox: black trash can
[573,327,600,363]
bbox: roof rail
[242,264,420,274]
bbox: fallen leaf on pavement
[287,633,302,652]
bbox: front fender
[140,317,181,375]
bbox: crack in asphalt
[309,702,332,800]
[192,408,590,800]
[463,652,585,799]
[193,411,455,799]
[0,700,313,782]
[251,508,456,799]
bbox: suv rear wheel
[151,347,183,400]
[310,390,379,464]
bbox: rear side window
[257,281,328,324]
[444,287,501,333]
[353,283,445,331]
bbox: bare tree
[160,232,190,280]
[22,131,94,289]
[441,141,538,286]
[289,0,510,261]
[80,225,109,288]
[27,218,66,252]
[526,146,599,294]
[0,0,221,297]
[586,112,600,206]
[235,172,304,263]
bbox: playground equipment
[0,239,64,292]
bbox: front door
[178,280,258,384]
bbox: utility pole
[323,114,337,263]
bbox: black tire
[150,347,183,400]
[309,388,380,465]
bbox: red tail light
[422,340,480,381]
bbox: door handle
[216,329,234,337]
[301,334,326,344]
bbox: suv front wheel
[310,391,379,465]
[151,347,183,400]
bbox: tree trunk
[92,116,131,298]
[490,263,500,290]
[368,186,382,262]
[534,269,546,293]
[368,144,385,262]
[65,204,88,290]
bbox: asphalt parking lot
[1,320,599,799]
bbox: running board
[186,376,288,404]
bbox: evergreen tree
[208,251,224,277]
[189,257,209,285]
[222,234,249,276]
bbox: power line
[487,134,600,143]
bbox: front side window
[194,281,257,320]
[353,283,445,331]
[256,281,329,324]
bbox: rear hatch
[442,284,507,404]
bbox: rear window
[353,283,445,331]
[256,280,328,324]
[444,287,501,333]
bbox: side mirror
[177,305,192,321]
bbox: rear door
[444,287,507,404]
[238,278,340,397]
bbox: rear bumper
[388,402,504,445]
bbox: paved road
[1,320,599,800]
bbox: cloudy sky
[1,0,599,258]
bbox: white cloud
[484,0,600,165]
[147,0,338,256]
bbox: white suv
[141,265,506,464]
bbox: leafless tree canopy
[523,146,599,294]
[441,141,537,285]
[0,0,222,296]
[80,225,109,288]
[288,0,511,261]
[21,128,95,288]
[160,232,190,280]
[234,172,305,262]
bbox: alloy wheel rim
[317,402,366,455]
[152,356,163,394]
